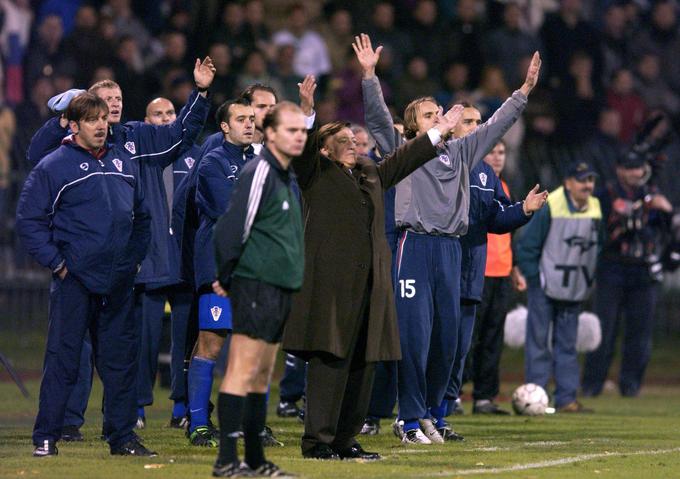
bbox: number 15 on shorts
[399,279,416,298]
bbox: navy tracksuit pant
[395,231,461,421]
[33,274,138,449]
[63,337,93,428]
[279,353,306,403]
[136,285,193,408]
[445,302,477,401]
[582,261,658,397]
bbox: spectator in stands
[272,44,304,102]
[630,0,680,93]
[212,2,252,68]
[606,69,646,144]
[61,5,109,87]
[470,66,511,121]
[600,4,631,87]
[244,0,271,53]
[395,57,440,113]
[112,35,149,120]
[332,47,370,125]
[446,0,487,87]
[435,62,471,109]
[272,3,331,81]
[634,53,680,115]
[540,0,602,90]
[24,14,77,91]
[581,108,624,180]
[101,0,159,65]
[366,1,413,78]
[486,2,542,89]
[236,49,283,96]
[320,7,354,73]
[149,31,191,94]
[408,0,448,79]
[11,76,54,174]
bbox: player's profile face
[415,101,439,135]
[251,90,277,130]
[223,104,255,146]
[453,107,482,138]
[95,87,123,124]
[268,110,307,159]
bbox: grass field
[2,333,680,478]
[2,376,680,478]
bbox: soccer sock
[403,419,419,432]
[172,401,187,419]
[137,406,145,419]
[217,392,246,466]
[243,392,267,469]
[429,399,448,426]
[187,356,215,433]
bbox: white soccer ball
[512,383,549,416]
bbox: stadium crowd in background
[4,0,680,474]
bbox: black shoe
[472,401,511,415]
[261,425,284,447]
[335,444,382,461]
[189,426,219,447]
[213,461,255,477]
[169,416,189,429]
[252,460,296,477]
[437,422,465,442]
[302,443,341,460]
[110,438,158,456]
[276,401,300,418]
[33,440,58,457]
[61,425,84,442]
[359,417,380,435]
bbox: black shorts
[230,276,292,344]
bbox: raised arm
[451,52,541,170]
[129,57,215,168]
[355,34,403,156]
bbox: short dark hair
[240,83,279,103]
[65,93,109,122]
[317,121,351,148]
[262,101,303,134]
[215,98,252,127]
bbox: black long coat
[283,133,437,361]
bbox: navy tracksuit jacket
[16,138,152,448]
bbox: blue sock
[429,399,448,426]
[187,356,215,433]
[137,406,145,419]
[172,401,187,419]
[403,419,419,433]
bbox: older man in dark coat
[283,105,464,460]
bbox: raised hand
[520,51,542,97]
[352,33,383,79]
[523,184,548,214]
[194,56,216,92]
[434,104,465,137]
[298,74,317,116]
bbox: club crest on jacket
[112,158,123,172]
[479,172,487,186]
[80,162,89,171]
[124,141,136,154]
[184,157,195,169]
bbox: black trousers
[467,276,511,401]
[301,292,375,453]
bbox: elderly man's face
[323,127,358,168]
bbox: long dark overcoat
[283,132,437,362]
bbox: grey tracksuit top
[362,76,527,236]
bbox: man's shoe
[135,416,146,429]
[33,439,58,457]
[61,425,84,442]
[261,426,284,447]
[360,417,380,435]
[252,460,297,477]
[110,438,157,456]
[472,401,511,415]
[276,401,300,418]
[302,443,341,460]
[169,416,189,429]
[335,444,382,461]
[213,461,256,477]
[189,426,219,447]
[401,428,432,445]
[392,419,405,439]
[557,401,594,413]
[418,418,444,444]
[437,422,465,442]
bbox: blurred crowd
[2,0,680,276]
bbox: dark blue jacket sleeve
[128,90,210,168]
[129,161,152,266]
[195,154,234,220]
[15,165,65,271]
[487,175,531,234]
[27,117,68,166]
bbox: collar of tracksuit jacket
[260,146,297,181]
[221,139,255,167]
[61,134,112,159]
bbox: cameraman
[582,153,672,398]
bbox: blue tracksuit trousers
[395,231,461,421]
[33,274,138,449]
[445,303,477,400]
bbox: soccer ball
[512,383,549,416]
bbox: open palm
[352,33,382,78]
